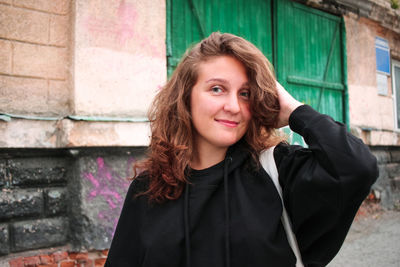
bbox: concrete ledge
[351,125,400,146]
[0,118,150,148]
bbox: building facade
[0,0,399,264]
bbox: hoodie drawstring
[224,156,232,267]
[184,156,232,267]
[184,182,191,267]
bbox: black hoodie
[105,105,378,267]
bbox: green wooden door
[167,0,273,77]
[274,0,347,145]
[275,0,347,120]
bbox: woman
[105,32,378,267]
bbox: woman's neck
[190,141,228,170]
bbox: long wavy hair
[134,32,282,203]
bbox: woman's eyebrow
[205,78,229,84]
[205,78,249,88]
[241,82,250,88]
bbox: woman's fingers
[275,81,302,128]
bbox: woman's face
[190,55,252,151]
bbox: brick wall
[0,0,71,116]
[8,250,108,267]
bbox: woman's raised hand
[275,81,303,129]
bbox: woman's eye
[239,90,250,99]
[211,86,223,94]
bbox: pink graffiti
[83,156,135,235]
[83,0,163,57]
[85,173,100,188]
[97,157,105,168]
[115,1,137,45]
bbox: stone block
[45,188,67,215]
[9,158,67,186]
[13,42,68,79]
[14,0,70,15]
[371,149,391,164]
[0,39,12,74]
[390,150,400,163]
[386,163,400,179]
[0,76,48,115]
[48,80,71,115]
[377,164,389,180]
[0,5,49,44]
[0,119,59,148]
[0,224,10,255]
[69,152,143,250]
[74,0,166,118]
[12,217,68,252]
[0,189,43,220]
[0,160,7,188]
[391,177,400,191]
[0,0,11,4]
[49,14,69,46]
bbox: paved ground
[328,209,400,267]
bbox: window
[392,60,400,130]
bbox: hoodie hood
[188,139,251,184]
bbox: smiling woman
[190,56,252,170]
[105,32,378,267]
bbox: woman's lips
[215,119,239,128]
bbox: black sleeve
[105,179,147,267]
[274,105,378,267]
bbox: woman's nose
[223,94,241,113]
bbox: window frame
[392,59,400,131]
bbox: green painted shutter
[167,0,273,77]
[274,0,347,145]
[275,0,346,122]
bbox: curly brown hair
[134,32,282,203]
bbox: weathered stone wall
[0,0,165,148]
[0,0,71,116]
[370,146,400,209]
[0,151,70,256]
[73,0,166,117]
[0,147,145,261]
[67,147,145,250]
